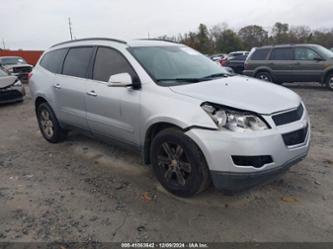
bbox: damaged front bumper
[185,107,311,193]
[0,85,26,104]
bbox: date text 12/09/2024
[120,242,209,248]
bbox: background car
[243,44,333,90]
[0,67,25,104]
[210,53,227,62]
[0,56,33,83]
[220,51,249,74]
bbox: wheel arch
[143,122,185,165]
[254,67,273,77]
[323,68,333,84]
[35,96,48,112]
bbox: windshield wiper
[202,73,232,79]
[156,78,211,83]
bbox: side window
[62,47,94,78]
[250,49,270,60]
[295,48,321,60]
[270,48,294,60]
[93,47,136,82]
[40,49,67,73]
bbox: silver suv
[30,38,310,197]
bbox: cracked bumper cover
[185,113,310,192]
[210,152,308,192]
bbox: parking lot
[0,84,332,242]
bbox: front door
[85,46,141,146]
[293,47,326,82]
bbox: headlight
[201,103,269,132]
[7,68,14,73]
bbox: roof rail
[136,38,179,44]
[51,37,127,48]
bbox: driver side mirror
[108,73,133,87]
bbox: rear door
[269,47,295,82]
[85,46,141,146]
[54,46,94,130]
[293,47,326,82]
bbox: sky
[1,0,333,50]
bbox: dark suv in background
[243,44,333,90]
[221,51,249,74]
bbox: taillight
[28,72,33,79]
[220,59,227,66]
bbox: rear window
[250,49,270,60]
[40,49,67,73]
[270,48,293,60]
[0,57,27,65]
[62,47,94,78]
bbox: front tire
[37,103,67,143]
[325,73,333,91]
[255,71,273,82]
[150,128,210,197]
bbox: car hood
[169,75,301,114]
[0,76,17,89]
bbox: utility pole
[148,32,150,40]
[2,39,5,50]
[68,17,73,40]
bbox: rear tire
[36,103,67,143]
[325,73,333,91]
[255,71,273,82]
[150,128,210,197]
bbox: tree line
[158,22,333,54]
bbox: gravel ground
[0,83,332,242]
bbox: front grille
[13,66,32,73]
[0,90,22,101]
[282,124,308,146]
[272,104,304,126]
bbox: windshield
[0,68,9,77]
[130,46,231,86]
[1,57,27,65]
[315,45,333,59]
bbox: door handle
[54,83,61,89]
[87,90,97,97]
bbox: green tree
[238,25,268,49]
[210,23,243,53]
[196,23,214,54]
[216,29,243,53]
[271,22,290,44]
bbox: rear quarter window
[250,49,270,60]
[40,49,68,73]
